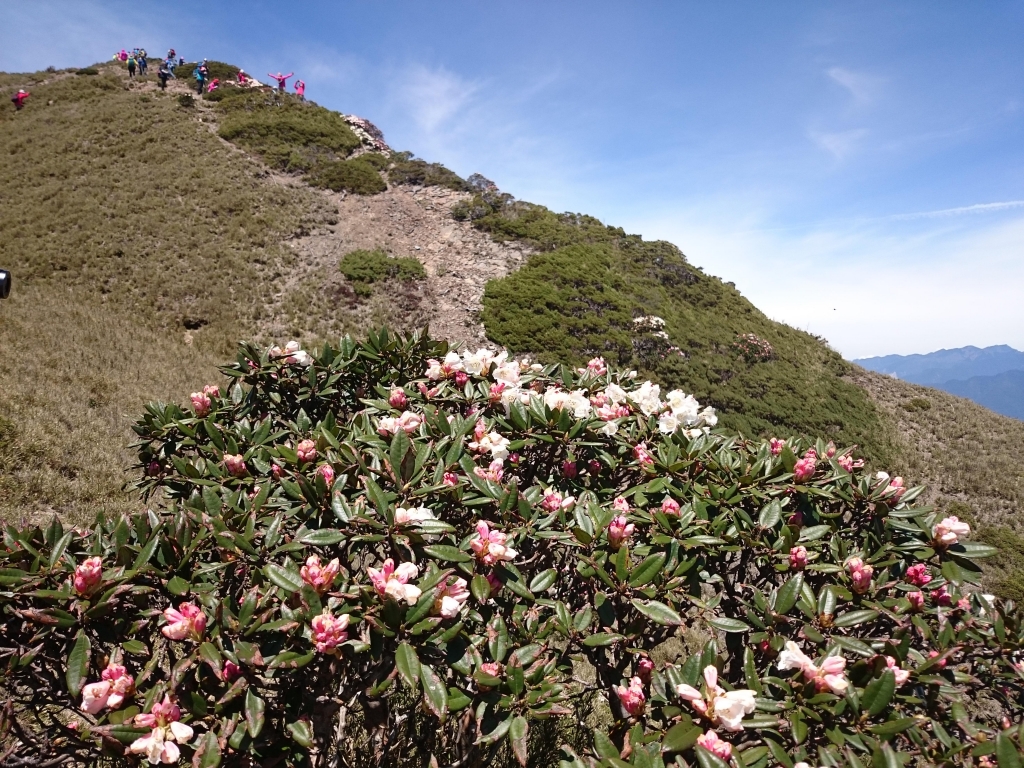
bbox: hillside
[1,60,1021,596]
[938,369,1024,421]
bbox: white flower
[461,348,496,375]
[666,390,700,419]
[395,506,435,525]
[628,381,663,416]
[675,666,756,732]
[493,360,520,387]
[469,431,511,461]
[699,406,718,427]
[600,421,619,436]
[604,384,628,404]
[777,641,814,672]
[658,412,680,434]
[875,471,890,483]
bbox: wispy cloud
[827,66,880,104]
[809,127,868,159]
[395,65,479,133]
[888,200,1024,220]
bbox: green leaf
[396,643,421,688]
[582,632,624,647]
[707,616,750,633]
[475,716,512,746]
[286,720,314,748]
[631,599,683,626]
[695,746,731,768]
[868,718,916,736]
[506,656,525,696]
[263,563,304,593]
[199,642,223,677]
[420,663,448,721]
[65,632,91,699]
[862,670,896,717]
[628,552,667,587]
[194,730,222,768]
[471,574,492,602]
[509,715,529,766]
[662,722,701,753]
[832,609,880,628]
[166,575,190,596]
[799,525,831,542]
[296,528,346,546]
[775,573,803,615]
[996,730,1023,768]
[421,544,471,563]
[245,689,266,738]
[48,531,74,569]
[758,500,782,528]
[122,639,148,656]
[529,568,558,593]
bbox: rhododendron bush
[1,329,1023,768]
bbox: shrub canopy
[0,329,1021,768]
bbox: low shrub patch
[386,152,470,191]
[308,157,387,195]
[339,249,426,296]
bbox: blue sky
[4,1,1023,359]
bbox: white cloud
[809,127,868,159]
[888,200,1024,221]
[394,64,479,133]
[827,66,880,104]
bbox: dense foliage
[1,330,1021,768]
[338,249,427,297]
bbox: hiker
[268,72,292,92]
[178,57,184,68]
[11,90,29,111]
[139,50,148,75]
[166,58,176,78]
[207,78,219,93]
[157,63,169,90]
[294,79,305,100]
[193,64,207,95]
[119,49,128,62]
[236,69,248,84]
[167,48,176,61]
[127,55,137,78]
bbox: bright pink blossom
[696,731,732,761]
[367,559,422,605]
[792,453,816,483]
[614,676,646,718]
[789,546,807,571]
[80,661,134,714]
[884,656,911,686]
[661,498,681,516]
[907,591,925,611]
[316,464,335,486]
[310,611,349,654]
[906,563,931,586]
[223,454,247,477]
[928,650,947,668]
[300,555,340,594]
[296,439,317,464]
[377,411,424,436]
[190,391,211,417]
[769,438,785,455]
[455,371,469,387]
[586,357,608,375]
[637,657,655,684]
[607,515,635,550]
[478,661,502,690]
[442,472,459,486]
[474,460,504,483]
[488,382,506,403]
[388,387,408,408]
[633,443,654,467]
[932,585,952,606]
[846,557,874,595]
[470,521,518,566]
[161,602,207,642]
[73,556,103,596]
[613,496,630,513]
[222,660,241,682]
[202,384,219,398]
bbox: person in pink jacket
[268,72,293,92]
[294,80,305,100]
[237,69,248,84]
[11,90,30,111]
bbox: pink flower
[73,556,103,596]
[846,557,873,595]
[300,555,340,594]
[80,661,134,714]
[824,442,837,458]
[485,571,502,598]
[271,463,283,480]
[389,387,408,408]
[378,411,424,436]
[637,657,655,684]
[310,611,350,654]
[928,650,947,668]
[147,461,162,477]
[316,464,335,486]
[436,577,470,618]
[769,438,785,455]
[661,498,681,516]
[130,695,193,765]
[633,443,654,467]
[613,496,631,513]
[442,471,459,487]
[614,676,646,718]
[455,371,469,386]
[222,660,241,682]
[777,641,849,694]
[789,546,808,571]
[675,666,757,731]
[478,661,502,690]
[394,506,435,525]
[884,656,910,686]
[884,476,906,504]
[906,563,931,586]
[190,391,211,417]
[161,602,207,642]
[223,454,247,477]
[588,459,602,475]
[907,591,925,611]
[837,454,854,472]
[607,516,635,550]
[932,585,952,606]
[470,521,518,566]
[203,384,220,398]
[474,460,504,483]
[957,597,970,611]
[933,516,970,547]
[787,510,804,527]
[586,357,608,375]
[367,559,422,605]
[296,439,317,464]
[561,460,577,479]
[696,731,732,761]
[541,490,575,513]
[792,453,816,483]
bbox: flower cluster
[732,332,774,362]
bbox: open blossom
[541,490,575,513]
[661,498,681,516]
[607,516,635,550]
[436,577,470,618]
[161,602,207,642]
[543,387,592,418]
[378,410,424,436]
[190,391,211,417]
[906,563,931,586]
[269,340,312,366]
[425,351,464,380]
[846,557,874,594]
[367,559,422,605]
[468,429,510,461]
[675,665,756,731]
[388,387,408,408]
[300,555,340,594]
[130,695,194,765]
[628,381,662,416]
[470,521,518,565]
[933,516,970,547]
[462,348,498,376]
[73,556,103,596]
[777,641,848,694]
[883,476,906,504]
[81,661,134,714]
[906,591,925,611]
[769,438,785,455]
[474,460,504,483]
[296,439,317,463]
[789,545,808,571]
[310,611,349,654]
[932,585,952,606]
[792,451,817,483]
[395,506,435,525]
[585,357,607,375]
[884,656,911,686]
[613,496,631,513]
[223,454,247,477]
[492,359,520,387]
[614,676,646,718]
[696,731,732,761]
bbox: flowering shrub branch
[0,329,1021,768]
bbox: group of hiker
[11,45,308,111]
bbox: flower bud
[388,387,408,408]
[296,439,317,464]
[789,546,807,571]
[561,460,577,479]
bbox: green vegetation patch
[308,157,387,195]
[387,152,470,191]
[340,249,426,296]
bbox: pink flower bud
[637,657,655,684]
[478,661,502,690]
[271,463,283,480]
[789,546,807,571]
[661,498,681,516]
[825,442,837,458]
[696,731,732,761]
[310,611,349,654]
[905,563,931,586]
[613,496,630,513]
[388,387,408,408]
[928,650,947,668]
[202,384,220,398]
[296,439,317,464]
[300,554,340,594]
[846,558,873,594]
[561,460,577,479]
[147,461,162,477]
[485,571,502,597]
[455,371,469,386]
[614,676,646,718]
[932,585,952,606]
[73,556,103,596]
[769,438,784,456]
[633,443,654,467]
[588,459,602,475]
[222,660,241,682]
[442,471,458,486]
[316,464,335,487]
[190,391,211,417]
[607,515,635,550]
[787,510,804,527]
[907,591,925,611]
[586,357,608,375]
[508,452,520,465]
[793,454,816,483]
[223,454,247,477]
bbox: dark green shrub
[387,152,469,191]
[308,157,386,195]
[176,93,194,108]
[902,397,932,412]
[340,249,426,295]
[75,67,99,76]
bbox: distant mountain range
[855,345,1024,420]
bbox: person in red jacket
[11,90,29,111]
[294,80,305,100]
[237,69,248,84]
[268,72,292,92]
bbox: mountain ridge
[855,343,1024,385]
